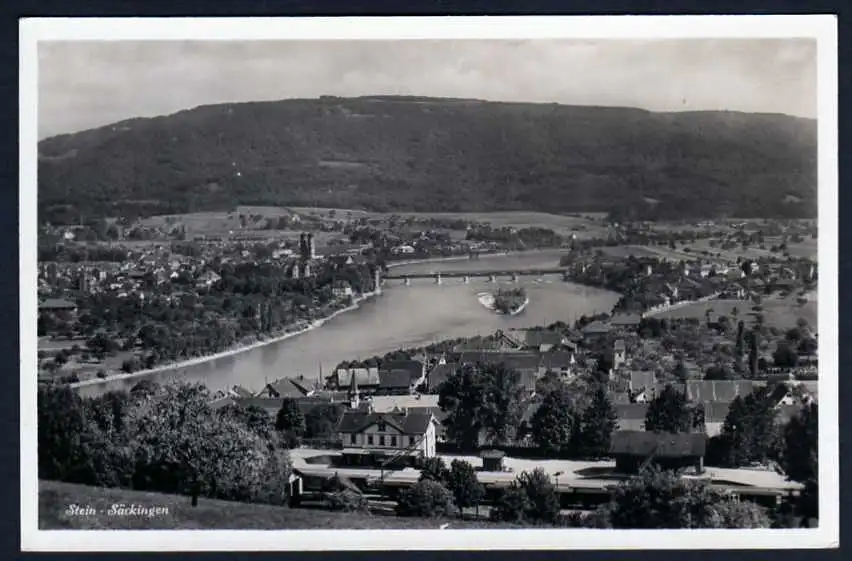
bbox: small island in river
[478,287,529,316]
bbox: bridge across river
[383,268,570,284]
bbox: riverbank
[69,252,545,392]
[70,290,381,391]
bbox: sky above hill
[37,39,816,139]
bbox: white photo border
[19,14,839,551]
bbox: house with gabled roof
[257,377,314,399]
[660,380,767,403]
[540,351,576,379]
[629,371,657,394]
[336,408,439,464]
[230,396,329,418]
[452,330,523,352]
[228,385,255,398]
[38,298,78,320]
[610,431,707,474]
[523,330,567,352]
[610,313,643,330]
[426,362,457,392]
[615,403,648,432]
[582,321,612,340]
[377,360,426,395]
[457,351,544,381]
[331,367,381,392]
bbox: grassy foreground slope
[38,96,817,223]
[38,480,507,530]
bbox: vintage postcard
[20,15,837,551]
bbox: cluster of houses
[570,254,816,314]
[36,231,380,326]
[209,311,817,471]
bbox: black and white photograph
[20,16,837,551]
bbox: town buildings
[336,408,440,465]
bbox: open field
[648,294,816,331]
[601,244,717,262]
[686,239,779,262]
[38,480,515,530]
[37,337,88,352]
[600,240,813,265]
[39,347,136,384]
[599,245,665,259]
[393,211,610,239]
[763,290,818,329]
[650,299,760,324]
[132,207,611,242]
[783,239,819,259]
[290,208,611,239]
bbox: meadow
[648,294,816,330]
[38,480,515,530]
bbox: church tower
[307,233,316,260]
[348,371,360,409]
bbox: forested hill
[38,96,817,224]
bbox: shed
[480,449,506,472]
[609,430,707,474]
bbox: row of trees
[437,362,620,458]
[393,458,774,528]
[38,382,293,506]
[528,385,618,457]
[274,398,345,446]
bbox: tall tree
[782,403,819,521]
[530,386,579,454]
[446,459,485,517]
[673,360,689,383]
[644,384,703,433]
[749,330,760,377]
[37,386,95,483]
[218,403,273,441]
[773,343,799,368]
[578,385,619,458]
[735,320,745,356]
[275,398,306,447]
[438,364,486,449]
[479,363,526,445]
[419,457,450,483]
[304,403,344,439]
[123,382,279,505]
[439,363,524,449]
[491,468,560,525]
[602,466,771,529]
[396,479,454,518]
[717,387,781,467]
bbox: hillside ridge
[37,96,817,224]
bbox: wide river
[78,251,620,398]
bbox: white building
[336,409,439,459]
